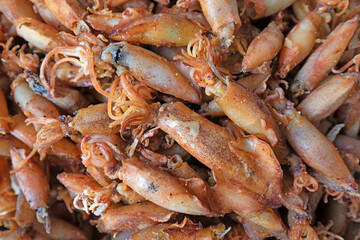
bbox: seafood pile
[1,0,360,239]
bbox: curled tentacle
[332,53,360,73]
[315,220,344,240]
[288,154,319,195]
[289,218,319,240]
[40,45,91,96]
[73,189,110,216]
[323,187,345,203]
[11,117,64,173]
[40,43,107,98]
[174,33,230,86]
[292,170,319,195]
[0,38,39,75]
[106,72,156,138]
[57,173,115,216]
[81,134,123,179]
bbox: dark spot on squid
[31,80,48,95]
[25,72,48,95]
[0,225,9,231]
[58,115,67,122]
[114,46,123,66]
[148,182,158,193]
[108,167,116,174]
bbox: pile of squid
[2,0,360,239]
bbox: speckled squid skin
[121,157,211,215]
[70,104,119,135]
[102,43,201,104]
[269,89,358,192]
[57,172,108,196]
[86,8,152,35]
[215,80,284,148]
[157,102,283,213]
[286,115,358,192]
[129,218,226,240]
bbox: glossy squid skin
[242,22,284,71]
[297,73,357,124]
[287,117,357,192]
[291,16,359,96]
[278,11,323,78]
[0,134,31,158]
[102,43,201,104]
[334,134,360,158]
[10,148,50,209]
[269,91,357,192]
[157,102,283,213]
[215,80,284,148]
[25,72,89,114]
[15,192,36,229]
[0,156,12,194]
[121,157,211,215]
[15,17,66,53]
[337,85,360,134]
[243,0,297,19]
[12,75,60,119]
[110,13,205,47]
[31,0,68,31]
